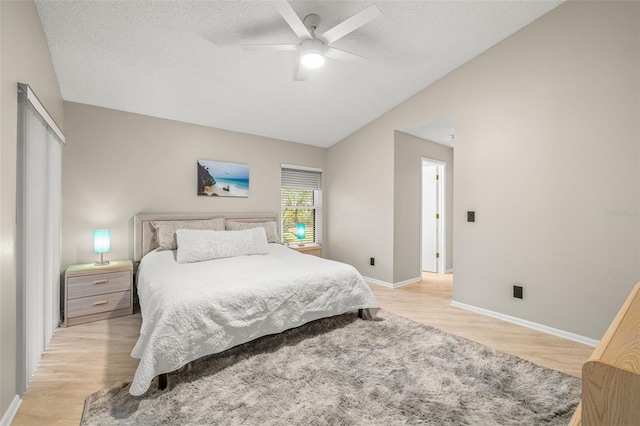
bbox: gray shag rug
[81,311,581,425]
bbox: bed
[130,213,378,396]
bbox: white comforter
[130,244,377,396]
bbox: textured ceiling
[400,115,456,147]
[35,0,562,148]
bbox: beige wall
[326,120,395,283]
[62,102,326,268]
[0,0,64,419]
[450,0,638,340]
[329,1,639,340]
[393,131,453,283]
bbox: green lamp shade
[93,229,111,254]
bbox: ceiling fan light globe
[301,52,325,69]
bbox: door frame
[421,157,446,274]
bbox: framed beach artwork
[197,160,249,198]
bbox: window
[281,165,322,245]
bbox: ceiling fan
[241,1,382,80]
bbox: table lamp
[94,229,110,266]
[296,223,306,246]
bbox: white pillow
[176,227,269,264]
[225,220,280,243]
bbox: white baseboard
[445,268,454,274]
[364,276,393,288]
[0,395,21,426]
[364,276,421,289]
[450,300,599,347]
[394,277,422,287]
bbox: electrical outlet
[513,285,523,299]
[370,257,375,266]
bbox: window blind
[281,167,322,190]
[16,83,64,394]
[281,165,322,245]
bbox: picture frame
[197,160,249,198]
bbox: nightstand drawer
[67,290,131,318]
[67,271,130,299]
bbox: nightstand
[64,260,133,327]
[290,243,322,257]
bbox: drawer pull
[93,300,108,306]
[94,279,109,284]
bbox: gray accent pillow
[225,220,280,243]
[151,217,225,250]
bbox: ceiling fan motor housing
[301,38,325,53]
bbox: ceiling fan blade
[241,44,299,51]
[294,64,310,81]
[320,5,381,45]
[275,1,311,40]
[325,46,371,65]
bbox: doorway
[421,158,445,273]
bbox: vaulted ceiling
[35,1,562,147]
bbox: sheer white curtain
[16,84,64,393]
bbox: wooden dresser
[569,282,640,425]
[64,260,133,326]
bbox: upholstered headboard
[133,212,278,261]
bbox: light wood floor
[12,273,593,425]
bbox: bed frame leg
[158,373,168,390]
[358,308,379,320]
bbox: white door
[422,164,439,272]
